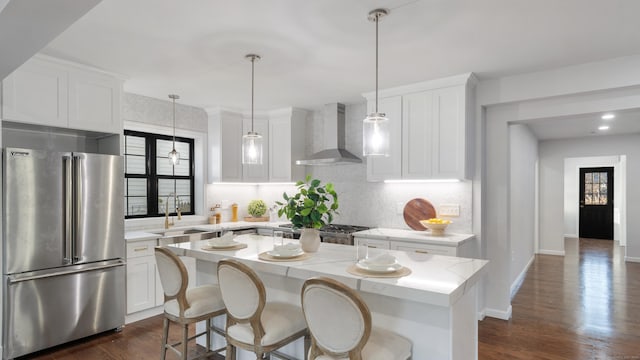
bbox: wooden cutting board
[403,198,437,230]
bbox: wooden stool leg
[182,324,189,360]
[226,343,236,359]
[161,318,170,360]
[206,318,212,353]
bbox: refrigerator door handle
[7,260,125,284]
[63,155,73,265]
[73,154,84,263]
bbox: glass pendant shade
[168,148,180,165]
[363,112,390,156]
[242,132,263,164]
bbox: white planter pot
[299,228,321,253]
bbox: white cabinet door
[68,69,122,134]
[390,241,457,256]
[432,86,465,179]
[402,91,434,179]
[126,256,157,314]
[354,237,390,249]
[220,114,243,182]
[366,96,403,181]
[1,57,68,127]
[243,115,269,182]
[269,115,292,182]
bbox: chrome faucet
[164,192,176,229]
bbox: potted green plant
[276,175,339,252]
[247,199,267,218]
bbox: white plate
[267,249,304,258]
[356,261,402,273]
[207,241,239,249]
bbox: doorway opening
[579,167,614,239]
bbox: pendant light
[363,8,390,157]
[242,54,263,165]
[168,94,180,166]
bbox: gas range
[278,223,369,245]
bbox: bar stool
[217,259,309,359]
[154,247,226,360]
[301,277,412,360]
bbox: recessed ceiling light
[601,114,615,120]
[598,125,610,131]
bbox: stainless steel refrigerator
[2,147,125,359]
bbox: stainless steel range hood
[296,103,362,165]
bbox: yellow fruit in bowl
[419,218,452,235]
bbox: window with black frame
[124,130,195,218]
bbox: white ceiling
[524,109,640,140]
[43,0,640,115]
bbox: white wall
[508,124,537,288]
[478,54,640,318]
[563,156,623,241]
[540,135,638,254]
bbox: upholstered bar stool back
[301,277,412,360]
[155,247,226,360]
[217,259,309,359]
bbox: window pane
[157,139,190,159]
[600,172,607,183]
[593,173,599,182]
[127,178,147,196]
[585,194,593,205]
[125,135,145,156]
[126,155,146,174]
[157,157,189,176]
[592,184,599,194]
[127,196,147,216]
[585,173,592,184]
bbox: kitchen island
[168,234,488,360]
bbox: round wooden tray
[403,198,436,230]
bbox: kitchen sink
[153,228,219,245]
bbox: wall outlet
[439,204,460,217]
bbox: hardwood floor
[479,238,640,359]
[18,237,640,359]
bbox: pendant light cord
[172,97,176,148]
[251,56,255,132]
[375,12,379,114]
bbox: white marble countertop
[125,221,289,242]
[352,228,475,247]
[167,234,488,307]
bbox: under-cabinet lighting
[384,179,461,184]
[598,125,610,131]
[211,182,295,186]
[601,114,615,120]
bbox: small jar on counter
[231,203,238,222]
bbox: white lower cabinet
[354,236,458,256]
[126,239,197,317]
[390,241,456,256]
[126,240,158,314]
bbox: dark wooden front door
[579,167,614,239]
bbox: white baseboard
[483,305,512,320]
[564,234,578,239]
[538,249,565,256]
[625,256,640,263]
[477,309,486,321]
[125,306,163,324]
[510,255,535,298]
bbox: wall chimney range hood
[296,103,362,166]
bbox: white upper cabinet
[1,55,123,134]
[363,73,477,181]
[269,108,307,182]
[208,109,243,183]
[2,57,68,127]
[68,69,122,133]
[208,107,307,183]
[242,115,269,182]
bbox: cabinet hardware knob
[415,250,429,254]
